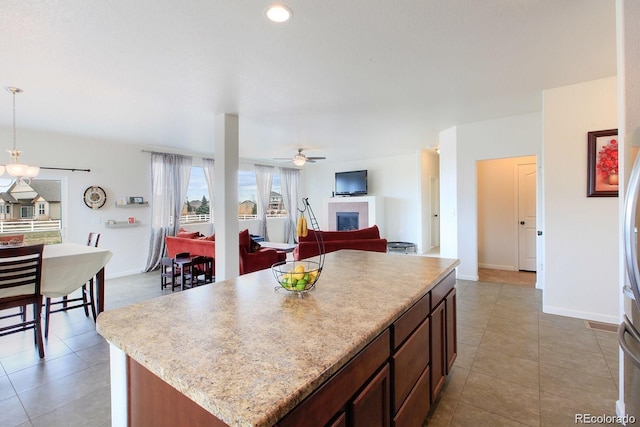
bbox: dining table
[0,242,113,314]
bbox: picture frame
[129,196,144,204]
[587,128,618,197]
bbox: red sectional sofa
[165,229,286,275]
[293,225,388,260]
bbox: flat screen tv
[335,170,368,196]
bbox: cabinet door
[328,412,347,427]
[430,301,446,403]
[352,363,390,427]
[446,288,457,373]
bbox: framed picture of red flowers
[587,128,618,197]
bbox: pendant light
[3,87,39,185]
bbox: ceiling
[0,1,617,164]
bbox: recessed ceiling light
[265,4,293,23]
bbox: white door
[518,163,537,271]
[430,176,440,248]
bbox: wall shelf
[115,202,149,208]
[105,221,140,228]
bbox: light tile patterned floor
[0,270,619,426]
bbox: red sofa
[165,229,286,275]
[293,225,388,260]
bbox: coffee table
[387,241,416,254]
[259,242,297,253]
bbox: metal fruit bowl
[272,260,322,295]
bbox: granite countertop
[97,250,459,427]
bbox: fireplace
[336,212,359,231]
[325,196,382,232]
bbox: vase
[608,174,619,185]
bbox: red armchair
[238,229,286,274]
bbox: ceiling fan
[274,148,326,166]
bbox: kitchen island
[97,250,459,427]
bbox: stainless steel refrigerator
[620,153,640,420]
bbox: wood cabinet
[430,300,446,403]
[352,363,390,427]
[446,288,457,373]
[429,271,457,403]
[126,270,457,427]
[278,330,390,427]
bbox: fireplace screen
[337,212,359,231]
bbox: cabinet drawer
[430,271,455,311]
[392,318,429,414]
[393,365,430,427]
[392,292,430,350]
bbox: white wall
[477,156,536,270]
[439,127,458,260]
[440,112,543,280]
[543,76,618,323]
[0,127,152,278]
[300,153,422,248]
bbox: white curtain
[143,153,193,272]
[279,167,300,244]
[202,158,215,230]
[254,165,274,241]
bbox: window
[21,205,34,219]
[183,166,210,224]
[37,202,46,216]
[238,170,286,218]
[183,166,287,223]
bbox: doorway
[477,156,537,273]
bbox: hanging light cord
[11,88,17,152]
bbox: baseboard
[456,273,479,281]
[478,263,516,271]
[542,305,619,324]
[106,270,148,280]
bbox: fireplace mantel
[323,196,384,234]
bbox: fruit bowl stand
[272,198,324,298]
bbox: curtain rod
[40,167,91,172]
[140,149,213,161]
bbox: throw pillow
[250,238,262,253]
[239,229,251,251]
[177,231,200,239]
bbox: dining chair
[160,256,180,291]
[44,232,100,338]
[0,244,45,358]
[188,256,214,287]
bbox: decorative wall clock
[83,186,107,209]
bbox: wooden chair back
[0,244,45,358]
[87,232,100,248]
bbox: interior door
[518,163,537,271]
[430,176,440,248]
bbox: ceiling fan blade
[307,156,326,160]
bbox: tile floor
[0,270,620,427]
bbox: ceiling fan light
[293,155,306,166]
